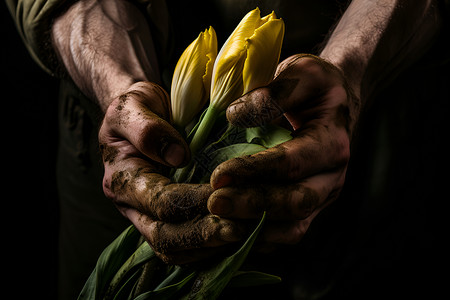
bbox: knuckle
[289,221,309,244]
[99,143,120,164]
[290,185,319,219]
[102,175,114,200]
[102,95,130,131]
[333,132,351,166]
[319,126,350,167]
[200,215,222,243]
[128,82,171,120]
[98,122,108,144]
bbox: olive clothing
[6,0,450,299]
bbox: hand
[99,81,245,264]
[208,54,360,250]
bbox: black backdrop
[2,3,59,298]
[2,1,449,299]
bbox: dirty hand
[99,81,244,264]
[208,54,360,250]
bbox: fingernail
[162,142,185,167]
[209,195,233,216]
[210,171,233,189]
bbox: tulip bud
[174,9,285,183]
[210,8,285,111]
[171,26,218,128]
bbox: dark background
[2,2,59,298]
[2,1,449,299]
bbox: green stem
[174,105,220,183]
[189,105,220,155]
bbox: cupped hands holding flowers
[173,8,285,182]
[92,5,358,300]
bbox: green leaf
[196,124,292,179]
[227,271,281,288]
[184,212,267,300]
[112,269,143,300]
[172,160,197,183]
[129,257,170,299]
[245,124,292,148]
[154,266,194,290]
[106,242,156,299]
[133,271,197,300]
[207,143,267,171]
[78,225,142,300]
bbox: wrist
[51,0,160,111]
[319,0,442,105]
[319,47,365,101]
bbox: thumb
[226,54,344,129]
[225,54,309,128]
[226,86,285,128]
[225,66,308,128]
[100,82,190,167]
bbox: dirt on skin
[99,143,119,164]
[210,144,288,189]
[110,166,212,223]
[109,167,242,256]
[148,214,221,253]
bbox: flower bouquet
[79,8,293,300]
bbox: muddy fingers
[209,170,346,220]
[125,209,246,264]
[103,156,212,222]
[210,125,349,189]
[208,54,359,247]
[99,81,211,223]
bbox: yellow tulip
[174,9,285,182]
[171,26,217,128]
[210,7,285,111]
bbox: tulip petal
[211,48,247,111]
[214,8,261,70]
[202,27,218,98]
[243,17,285,93]
[210,8,285,111]
[260,10,277,23]
[210,8,263,111]
[171,27,217,127]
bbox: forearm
[52,0,160,111]
[320,0,442,102]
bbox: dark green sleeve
[6,0,70,76]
